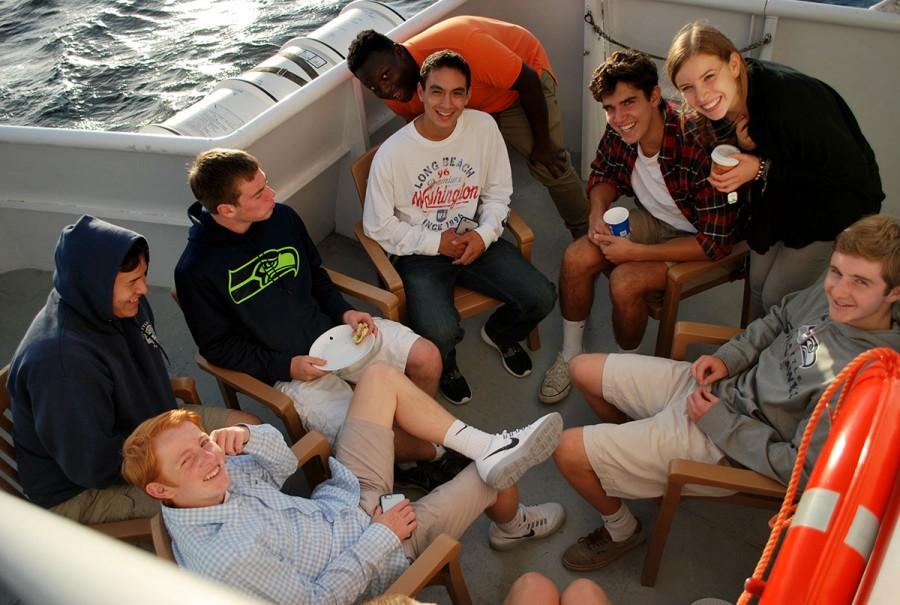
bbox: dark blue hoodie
[7,216,176,508]
[174,202,352,384]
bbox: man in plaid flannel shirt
[123,363,565,604]
[539,50,745,405]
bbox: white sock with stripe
[443,419,493,460]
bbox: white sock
[431,443,446,462]
[496,504,526,532]
[601,504,638,542]
[443,420,493,460]
[617,345,639,355]
[561,319,585,362]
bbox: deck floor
[0,154,770,605]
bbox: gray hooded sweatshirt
[698,277,900,485]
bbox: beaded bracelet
[755,158,770,182]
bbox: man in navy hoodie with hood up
[7,216,255,524]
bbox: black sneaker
[440,364,472,405]
[480,325,532,377]
[394,460,452,492]
[436,448,471,477]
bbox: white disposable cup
[711,144,740,174]
[603,206,630,238]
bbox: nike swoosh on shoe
[483,437,519,460]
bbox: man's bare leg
[348,363,464,446]
[569,354,629,424]
[608,261,668,350]
[504,571,562,605]
[394,337,443,461]
[404,337,442,396]
[553,427,621,515]
[559,237,611,322]
[350,362,561,490]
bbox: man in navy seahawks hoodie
[7,216,255,524]
[175,149,445,466]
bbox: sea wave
[0,0,874,131]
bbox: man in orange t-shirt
[347,16,588,238]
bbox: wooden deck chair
[604,241,751,358]
[170,267,399,444]
[351,145,540,352]
[0,364,202,543]
[640,321,787,586]
[152,430,472,604]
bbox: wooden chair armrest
[291,430,331,486]
[150,514,176,563]
[91,516,153,542]
[291,431,330,470]
[671,321,743,360]
[193,354,305,440]
[326,268,400,322]
[665,241,749,286]
[169,376,201,406]
[668,459,786,499]
[506,210,534,260]
[354,222,405,295]
[386,533,464,598]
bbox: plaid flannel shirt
[587,101,745,260]
[162,424,407,605]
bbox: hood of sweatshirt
[53,215,146,326]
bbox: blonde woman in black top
[667,22,883,319]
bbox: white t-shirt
[630,146,696,234]
[363,109,512,256]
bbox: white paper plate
[308,324,375,371]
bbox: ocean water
[0,0,429,131]
[0,0,878,131]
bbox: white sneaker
[475,412,563,490]
[489,503,566,551]
[539,353,571,404]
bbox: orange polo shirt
[385,16,555,121]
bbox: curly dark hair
[347,29,395,74]
[588,49,658,103]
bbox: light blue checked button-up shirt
[162,424,408,605]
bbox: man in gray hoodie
[552,214,900,571]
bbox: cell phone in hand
[380,493,405,512]
[455,216,479,234]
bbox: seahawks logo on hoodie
[228,247,300,304]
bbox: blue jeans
[394,238,556,363]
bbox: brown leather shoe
[562,521,645,571]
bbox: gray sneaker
[562,521,645,571]
[539,353,571,404]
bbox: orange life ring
[758,349,900,604]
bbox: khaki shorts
[50,403,232,524]
[625,206,693,246]
[276,318,421,445]
[182,403,233,432]
[334,418,497,560]
[582,354,732,499]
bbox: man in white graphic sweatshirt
[363,50,556,405]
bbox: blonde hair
[834,215,900,291]
[121,409,202,489]
[666,21,749,145]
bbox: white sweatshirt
[363,109,512,256]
